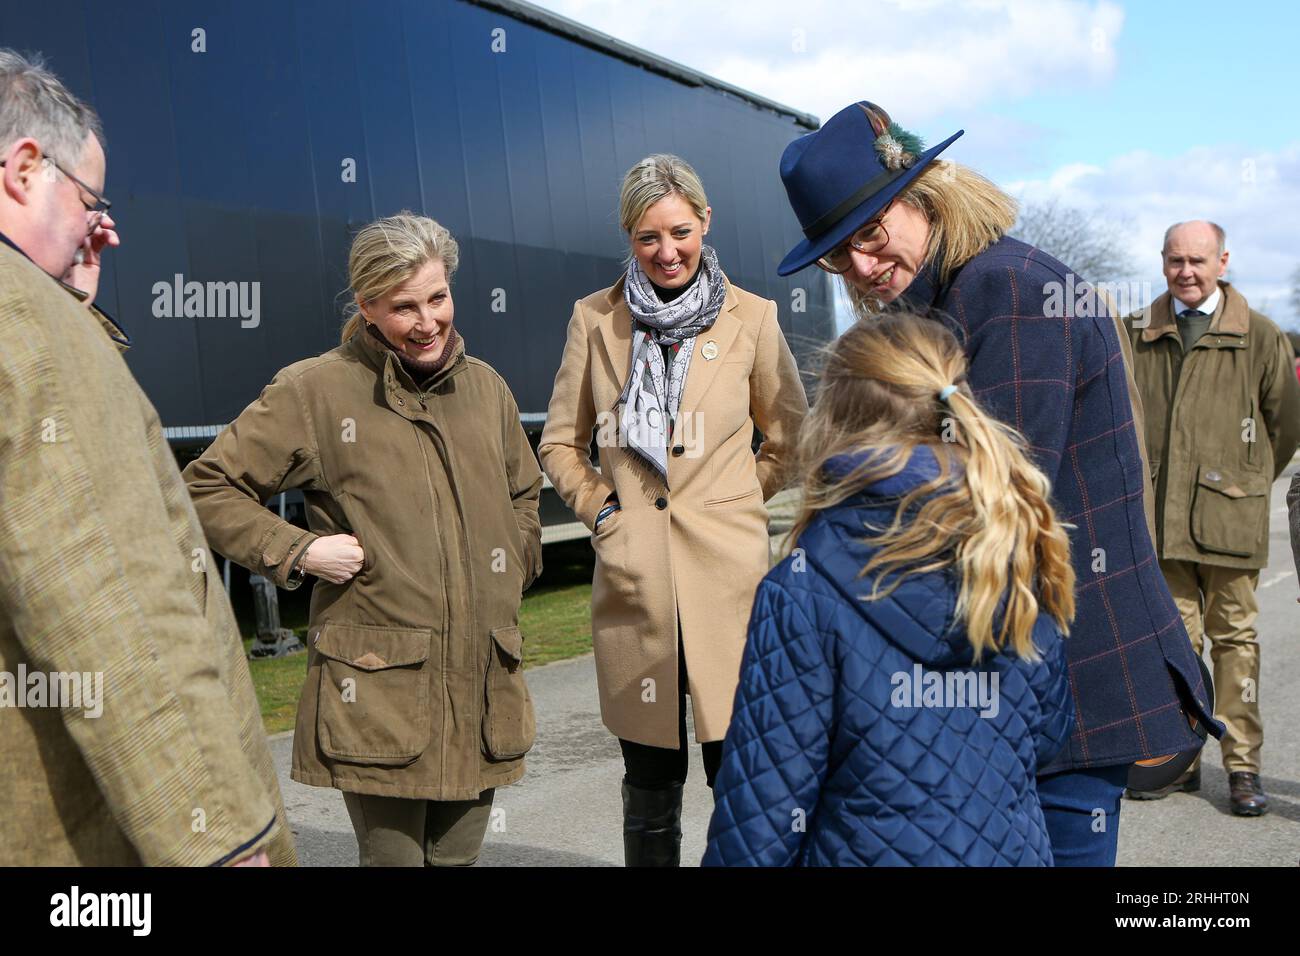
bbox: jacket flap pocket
[483,625,534,760]
[490,625,524,664]
[1196,465,1268,499]
[314,623,430,669]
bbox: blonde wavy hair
[790,311,1074,661]
[618,153,709,258]
[842,161,1018,319]
[340,211,460,343]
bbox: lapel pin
[702,340,718,360]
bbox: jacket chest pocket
[1190,464,1269,557]
[314,623,432,765]
[482,625,536,761]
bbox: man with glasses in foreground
[0,48,295,866]
[771,100,1221,866]
[0,124,115,308]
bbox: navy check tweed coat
[901,236,1218,772]
[703,447,1073,866]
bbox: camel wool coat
[539,275,808,748]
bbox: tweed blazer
[0,236,294,865]
[900,236,1220,772]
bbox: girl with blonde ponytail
[704,310,1077,867]
[788,311,1075,661]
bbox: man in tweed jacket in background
[1125,221,1300,815]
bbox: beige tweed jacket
[0,238,295,866]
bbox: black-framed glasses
[816,203,893,275]
[0,156,111,224]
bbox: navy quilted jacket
[703,447,1074,867]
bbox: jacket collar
[1140,281,1249,347]
[0,229,131,351]
[348,321,468,395]
[824,443,951,497]
[0,228,22,258]
[808,444,971,666]
[597,271,743,422]
[899,252,945,312]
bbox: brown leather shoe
[1228,772,1268,816]
[1124,766,1200,801]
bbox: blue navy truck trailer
[4,0,834,546]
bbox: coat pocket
[591,508,636,598]
[703,485,762,506]
[482,625,536,760]
[314,623,432,765]
[1190,464,1270,557]
[334,491,375,577]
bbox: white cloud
[1006,142,1300,326]
[535,1,1298,328]
[534,0,1124,124]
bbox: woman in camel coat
[538,153,808,866]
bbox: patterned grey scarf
[618,244,727,484]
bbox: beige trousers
[343,789,496,867]
[1159,559,1262,774]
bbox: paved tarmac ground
[1113,461,1300,867]
[272,652,713,867]
[273,464,1300,867]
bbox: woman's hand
[594,496,621,531]
[301,534,365,584]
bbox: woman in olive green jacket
[183,212,543,867]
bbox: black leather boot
[622,779,683,867]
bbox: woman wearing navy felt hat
[775,101,1222,866]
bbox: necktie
[1179,309,1205,318]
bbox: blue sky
[959,1,1300,183]
[536,0,1300,325]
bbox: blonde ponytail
[934,386,1075,660]
[790,311,1074,661]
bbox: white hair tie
[938,384,958,402]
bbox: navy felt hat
[777,101,963,276]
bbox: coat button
[671,445,684,457]
[655,497,668,510]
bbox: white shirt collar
[1173,284,1221,317]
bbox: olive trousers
[343,789,496,867]
[1159,559,1262,774]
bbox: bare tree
[1010,198,1137,285]
[1290,263,1300,319]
